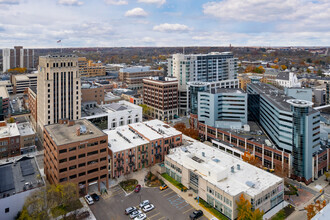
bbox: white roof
[144,120,182,138]
[17,122,35,136]
[0,86,9,99]
[167,139,283,197]
[129,122,163,141]
[104,126,149,153]
[0,122,20,138]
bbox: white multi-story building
[168,52,238,115]
[82,100,142,130]
[165,140,284,220]
[275,72,301,88]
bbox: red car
[134,184,141,193]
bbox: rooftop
[0,156,44,198]
[17,122,35,136]
[248,83,318,114]
[0,122,20,138]
[104,126,149,153]
[128,122,163,141]
[44,119,106,146]
[144,120,182,138]
[210,88,245,94]
[0,86,9,99]
[82,100,141,117]
[14,73,37,81]
[167,140,283,197]
[276,72,290,80]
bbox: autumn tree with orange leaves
[305,200,327,220]
[173,123,199,140]
[236,194,264,220]
[242,151,261,166]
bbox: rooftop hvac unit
[231,166,234,173]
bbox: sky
[0,0,329,48]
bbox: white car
[142,204,154,212]
[130,210,142,219]
[139,200,149,208]
[84,194,94,205]
[134,213,147,220]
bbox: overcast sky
[0,0,329,48]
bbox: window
[87,142,98,147]
[100,148,106,153]
[100,139,107,144]
[69,156,76,161]
[79,172,86,177]
[79,144,85,149]
[87,150,98,156]
[5,208,9,213]
[79,163,86,167]
[69,165,77,170]
[100,157,106,161]
[59,149,67,154]
[70,174,77,179]
[59,168,67,173]
[69,147,76,152]
[59,158,67,163]
[78,153,85,158]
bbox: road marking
[148,212,160,219]
[108,190,124,198]
[183,207,194,214]
[178,202,189,210]
[159,189,169,193]
[163,191,175,197]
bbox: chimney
[76,127,80,136]
[68,120,75,126]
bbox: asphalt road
[90,186,208,220]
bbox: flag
[57,40,61,43]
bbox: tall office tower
[2,46,35,72]
[37,55,81,137]
[287,99,318,183]
[247,83,320,183]
[168,52,238,115]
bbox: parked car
[134,184,141,193]
[125,206,137,215]
[139,200,149,208]
[142,204,154,212]
[159,184,168,191]
[84,194,94,205]
[130,210,142,219]
[189,210,203,219]
[90,193,100,201]
[134,213,147,220]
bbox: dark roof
[276,72,289,80]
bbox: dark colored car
[91,193,100,201]
[189,210,203,219]
[134,184,141,193]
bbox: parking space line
[163,191,175,197]
[108,191,124,198]
[178,202,190,210]
[159,189,169,193]
[183,207,194,214]
[157,217,165,220]
[148,212,160,219]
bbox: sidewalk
[160,176,217,220]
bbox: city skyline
[0,0,329,48]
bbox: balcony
[117,157,124,162]
[141,150,147,154]
[129,154,135,158]
[155,153,161,159]
[141,159,148,163]
[116,166,124,171]
[129,161,135,167]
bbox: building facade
[0,87,9,120]
[82,100,142,130]
[119,66,163,90]
[198,88,248,130]
[275,72,301,88]
[11,73,37,93]
[27,87,37,129]
[165,141,284,220]
[17,122,36,154]
[168,52,238,115]
[106,119,182,178]
[44,119,108,193]
[78,57,106,78]
[2,46,35,73]
[37,55,81,137]
[247,83,320,183]
[143,77,178,121]
[0,121,20,159]
[81,83,105,105]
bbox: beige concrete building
[165,140,284,220]
[37,55,81,137]
[11,73,37,93]
[78,57,106,77]
[17,122,36,154]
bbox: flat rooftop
[144,120,182,138]
[129,122,163,141]
[167,140,283,197]
[82,100,141,117]
[44,119,106,146]
[105,126,149,153]
[248,83,317,114]
[0,122,20,138]
[0,86,9,99]
[17,122,35,136]
[210,88,245,94]
[0,156,44,198]
[14,73,37,81]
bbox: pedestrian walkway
[159,176,217,220]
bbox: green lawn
[161,173,185,190]
[271,205,295,220]
[119,179,138,193]
[199,198,229,220]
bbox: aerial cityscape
[0,1,330,220]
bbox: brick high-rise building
[143,77,178,121]
[37,55,81,137]
[2,46,35,72]
[44,119,108,193]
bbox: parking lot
[89,185,208,220]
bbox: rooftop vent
[246,181,256,188]
[231,166,235,173]
[212,158,220,163]
[237,164,240,170]
[202,152,205,157]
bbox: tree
[305,200,327,220]
[139,104,152,116]
[325,171,330,181]
[8,117,15,123]
[281,65,287,70]
[236,194,264,220]
[173,123,186,132]
[242,151,260,166]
